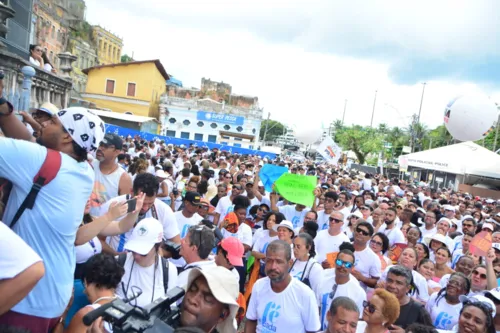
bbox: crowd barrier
[105,124,277,159]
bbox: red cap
[220,237,244,267]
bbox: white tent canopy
[399,142,500,179]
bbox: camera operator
[116,218,178,307]
[87,266,239,333]
[177,226,216,288]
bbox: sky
[85,0,500,132]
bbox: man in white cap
[0,84,106,332]
[116,218,178,307]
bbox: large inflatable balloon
[295,127,322,145]
[444,94,498,142]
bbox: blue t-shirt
[0,138,94,318]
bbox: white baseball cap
[186,267,239,333]
[272,221,295,235]
[459,294,496,317]
[124,218,163,255]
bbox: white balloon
[444,94,498,142]
[295,127,322,145]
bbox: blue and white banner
[196,111,245,126]
[105,124,276,159]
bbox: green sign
[274,173,317,207]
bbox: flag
[316,137,342,164]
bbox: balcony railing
[0,48,73,111]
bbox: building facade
[81,59,169,118]
[160,79,263,149]
[67,37,97,93]
[92,25,122,65]
[32,0,70,68]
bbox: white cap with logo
[124,218,163,255]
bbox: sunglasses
[258,207,269,214]
[370,239,383,247]
[356,228,370,236]
[363,301,377,314]
[472,270,487,279]
[233,186,243,190]
[329,217,343,224]
[335,259,353,269]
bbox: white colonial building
[159,95,263,149]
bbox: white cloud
[84,0,500,132]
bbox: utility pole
[417,82,427,124]
[370,90,378,127]
[342,99,347,125]
[262,112,270,142]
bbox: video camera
[83,287,185,333]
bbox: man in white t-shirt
[378,208,405,247]
[213,184,243,226]
[419,210,438,240]
[245,240,321,333]
[317,191,339,230]
[351,221,381,290]
[177,225,217,289]
[314,211,350,269]
[98,173,180,254]
[315,249,366,330]
[171,192,204,268]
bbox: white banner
[316,137,342,164]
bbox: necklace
[92,295,117,305]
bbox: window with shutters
[127,82,136,97]
[105,79,115,94]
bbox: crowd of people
[1,96,500,333]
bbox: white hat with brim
[272,220,295,236]
[37,102,59,116]
[424,233,451,251]
[348,211,363,219]
[186,267,239,333]
[459,294,496,318]
[155,169,168,178]
[124,218,163,255]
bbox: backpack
[6,149,62,228]
[117,253,170,294]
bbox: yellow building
[92,25,123,65]
[81,60,170,118]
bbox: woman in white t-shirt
[425,272,469,330]
[290,233,323,291]
[64,253,124,333]
[29,44,44,69]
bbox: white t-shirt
[246,277,321,333]
[75,236,102,264]
[116,253,178,307]
[0,222,42,279]
[98,195,180,252]
[377,224,406,247]
[170,211,203,267]
[278,205,310,230]
[314,230,351,263]
[215,196,234,222]
[426,291,462,330]
[252,231,279,263]
[354,246,382,290]
[380,265,429,302]
[315,269,366,330]
[420,226,438,240]
[289,258,323,292]
[221,223,253,248]
[317,210,332,230]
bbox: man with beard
[378,207,405,247]
[97,173,180,255]
[0,76,105,333]
[245,240,321,333]
[90,133,132,216]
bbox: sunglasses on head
[472,270,487,279]
[356,228,370,236]
[335,258,353,269]
[363,301,376,314]
[329,217,343,224]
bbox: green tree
[260,119,286,142]
[121,54,134,63]
[336,125,384,164]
